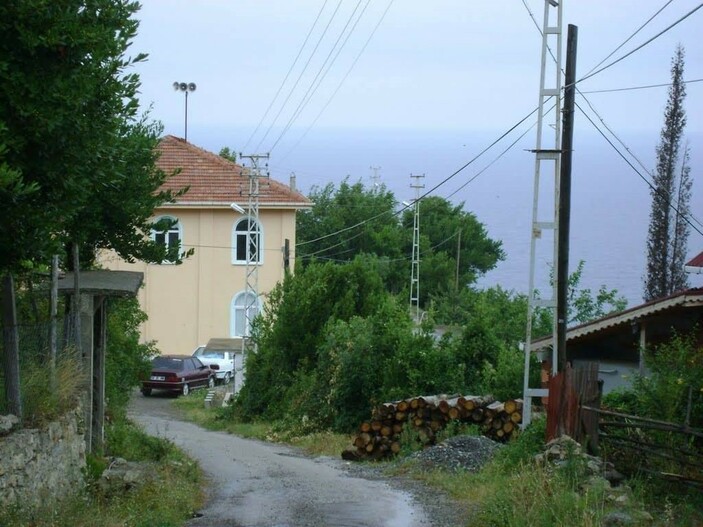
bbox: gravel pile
[410,435,504,472]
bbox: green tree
[297,182,503,306]
[566,260,627,325]
[408,197,504,301]
[237,256,387,419]
[219,146,238,163]
[644,45,691,301]
[0,0,186,418]
[0,0,184,272]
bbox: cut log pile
[342,394,523,461]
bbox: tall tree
[0,0,183,272]
[297,181,503,304]
[644,45,690,301]
[0,0,185,416]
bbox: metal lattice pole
[522,0,563,427]
[239,153,269,385]
[409,173,425,323]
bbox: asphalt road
[128,392,435,527]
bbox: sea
[195,125,703,309]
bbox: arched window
[232,217,263,264]
[151,216,182,263]
[231,291,260,337]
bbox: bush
[105,297,158,420]
[21,348,86,426]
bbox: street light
[173,82,196,142]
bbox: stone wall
[0,407,86,511]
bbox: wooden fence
[545,362,703,488]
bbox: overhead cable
[254,0,345,152]
[581,0,676,79]
[580,78,702,94]
[276,0,395,164]
[268,0,369,152]
[576,3,703,86]
[576,101,703,239]
[242,0,330,152]
[296,105,539,249]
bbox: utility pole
[409,173,425,323]
[455,229,462,292]
[370,166,382,191]
[522,0,563,428]
[557,24,578,373]
[238,153,269,389]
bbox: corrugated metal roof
[530,287,703,351]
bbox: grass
[166,392,703,526]
[0,418,204,527]
[172,389,353,457]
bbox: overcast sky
[133,1,701,138]
[130,1,703,300]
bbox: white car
[192,345,235,385]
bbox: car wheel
[223,372,231,385]
[141,388,152,397]
[182,383,190,396]
[208,376,215,389]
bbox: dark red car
[141,355,215,396]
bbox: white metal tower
[409,173,425,323]
[239,153,269,382]
[522,0,564,427]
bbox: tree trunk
[2,273,22,418]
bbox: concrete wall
[0,408,86,511]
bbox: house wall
[103,206,297,355]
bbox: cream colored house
[104,135,310,356]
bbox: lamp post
[173,82,196,141]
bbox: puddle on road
[314,491,428,527]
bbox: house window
[232,218,262,264]
[231,291,260,337]
[151,216,182,263]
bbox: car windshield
[200,350,225,359]
[152,357,185,371]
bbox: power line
[275,0,395,164]
[296,105,540,250]
[582,0,676,79]
[254,0,345,152]
[576,89,703,232]
[576,3,703,86]
[444,121,537,202]
[242,0,330,152]
[268,0,369,152]
[521,0,702,233]
[576,101,703,239]
[579,77,703,94]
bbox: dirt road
[128,393,449,527]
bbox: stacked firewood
[342,394,523,461]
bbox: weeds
[0,417,204,527]
[21,348,87,426]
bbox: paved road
[128,392,434,527]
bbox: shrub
[21,348,86,426]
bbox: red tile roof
[686,251,703,268]
[156,135,310,208]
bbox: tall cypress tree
[644,45,690,301]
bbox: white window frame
[230,291,261,337]
[231,216,264,265]
[151,215,183,264]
